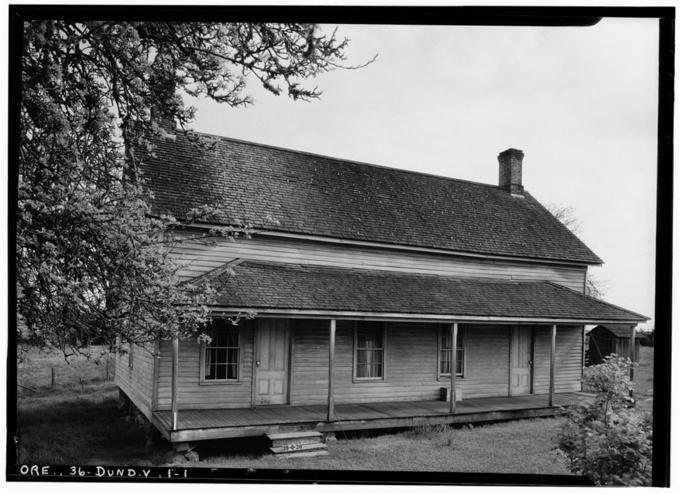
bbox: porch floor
[153,392,591,443]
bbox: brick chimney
[498,148,524,196]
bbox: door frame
[508,325,534,396]
[251,319,292,407]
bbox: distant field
[634,345,654,411]
[17,345,114,393]
[15,345,166,466]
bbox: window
[439,326,464,378]
[354,321,385,380]
[202,321,240,382]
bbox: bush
[556,356,652,486]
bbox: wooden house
[586,324,642,366]
[115,132,646,453]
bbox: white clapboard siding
[155,328,255,410]
[291,320,513,406]
[170,233,587,292]
[114,343,156,420]
[150,320,585,411]
[533,325,584,393]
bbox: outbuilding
[586,324,642,365]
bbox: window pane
[215,364,226,380]
[355,323,384,378]
[227,348,239,366]
[441,331,451,349]
[203,322,240,380]
[440,349,451,374]
[205,360,216,380]
[216,348,227,364]
[358,333,382,348]
[227,362,238,380]
[440,328,463,377]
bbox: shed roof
[589,324,643,338]
[199,261,646,322]
[142,132,603,264]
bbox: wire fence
[17,346,116,392]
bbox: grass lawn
[189,419,571,473]
[16,345,168,466]
[14,344,655,473]
[634,345,654,411]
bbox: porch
[153,391,591,443]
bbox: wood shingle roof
[202,261,646,322]
[142,132,603,264]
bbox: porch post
[171,335,179,430]
[450,322,458,413]
[327,319,336,421]
[549,324,556,407]
[629,325,637,401]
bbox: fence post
[51,367,55,387]
[105,357,110,381]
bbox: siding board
[171,233,587,292]
[291,321,513,405]
[114,342,156,420]
[151,320,585,411]
[156,321,255,410]
[533,325,584,393]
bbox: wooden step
[270,441,328,456]
[267,431,322,441]
[275,449,329,459]
[267,431,323,448]
[267,430,328,457]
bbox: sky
[185,18,659,329]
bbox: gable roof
[141,132,603,264]
[200,261,646,322]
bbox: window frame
[437,324,465,380]
[353,321,387,382]
[199,321,242,385]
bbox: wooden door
[510,326,532,395]
[255,319,289,405]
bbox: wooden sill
[199,379,241,386]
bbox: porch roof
[200,261,647,323]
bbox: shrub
[557,356,652,486]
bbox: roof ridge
[181,128,504,190]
